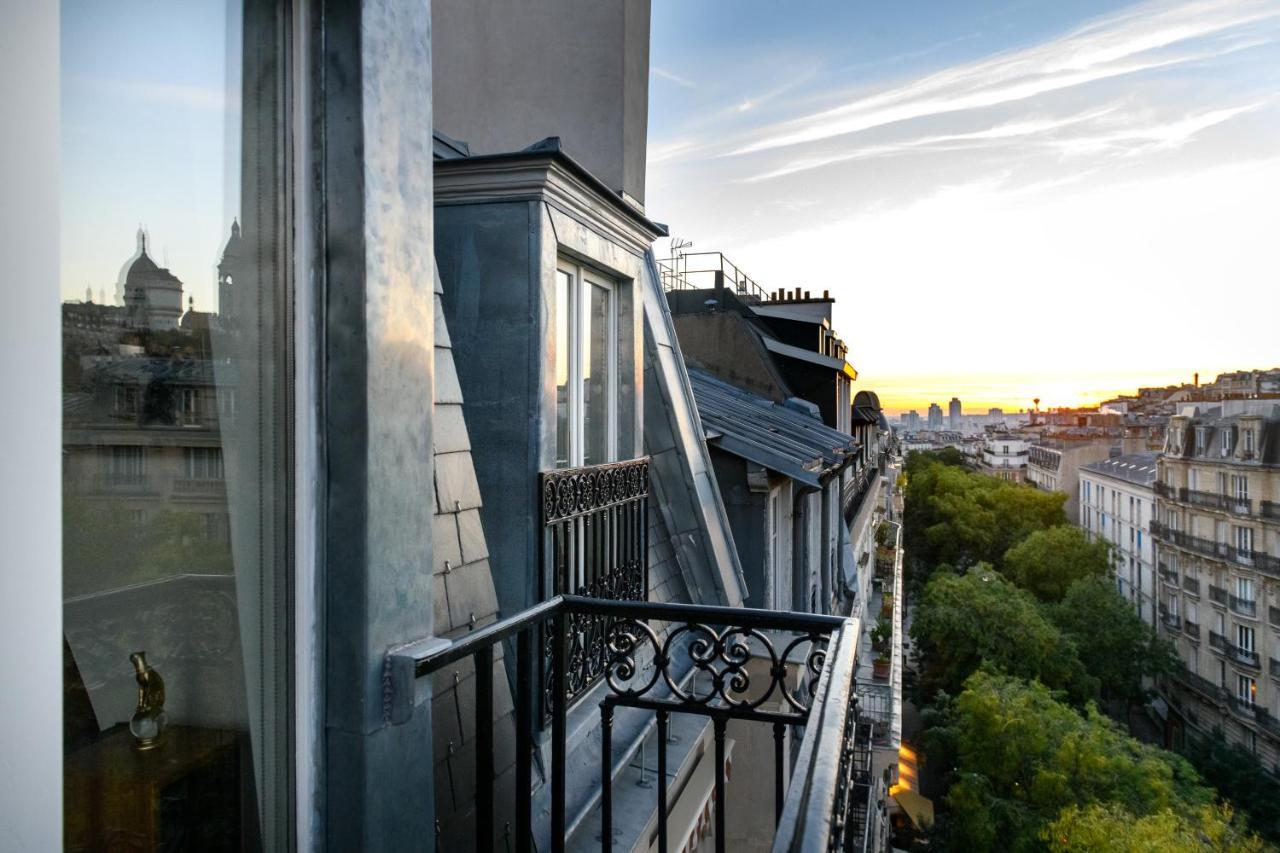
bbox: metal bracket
[384,636,451,725]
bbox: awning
[891,788,934,828]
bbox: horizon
[649,0,1280,412]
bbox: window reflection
[61,1,289,850]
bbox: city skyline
[649,0,1280,413]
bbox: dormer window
[555,259,618,468]
[1243,427,1256,457]
[1194,426,1207,455]
[1220,427,1233,457]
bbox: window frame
[554,257,619,468]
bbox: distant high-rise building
[949,397,962,429]
[987,407,1003,418]
[907,410,921,430]
[927,403,943,430]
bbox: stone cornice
[434,152,666,256]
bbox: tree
[903,462,1065,584]
[1002,525,1111,602]
[1050,578,1179,711]
[911,567,1096,704]
[1182,732,1280,845]
[941,671,1219,853]
[1044,803,1265,852]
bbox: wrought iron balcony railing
[540,457,650,717]
[1262,501,1280,521]
[1209,585,1227,606]
[1182,576,1200,595]
[842,463,878,523]
[1183,619,1200,639]
[1151,522,1280,577]
[1158,563,1178,584]
[1228,594,1257,618]
[389,594,867,853]
[1271,657,1280,680]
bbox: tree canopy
[903,461,1065,579]
[1049,578,1179,708]
[911,567,1096,704]
[1003,525,1111,603]
[1044,803,1266,853]
[939,671,1242,853]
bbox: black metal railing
[842,464,878,524]
[1160,608,1181,633]
[655,251,771,302]
[1158,563,1178,584]
[1151,522,1280,577]
[1271,606,1280,629]
[1209,585,1227,606]
[540,458,650,717]
[1182,576,1200,595]
[1229,594,1257,618]
[1184,618,1200,639]
[1270,658,1280,680]
[394,595,865,853]
[1262,501,1280,521]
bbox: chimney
[804,290,811,299]
[822,289,830,299]
[1194,372,1199,388]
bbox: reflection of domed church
[119,227,185,329]
[103,223,245,330]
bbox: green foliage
[1182,732,1280,845]
[903,461,1065,584]
[1050,578,1179,707]
[1044,803,1265,852]
[911,567,1096,704]
[943,671,1221,853]
[903,446,967,476]
[1003,525,1111,602]
[63,499,232,596]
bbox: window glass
[583,280,612,466]
[60,1,290,848]
[555,269,572,468]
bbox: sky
[647,0,1280,414]
[60,0,240,313]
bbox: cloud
[651,66,697,89]
[726,0,1280,156]
[71,75,236,111]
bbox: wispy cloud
[651,66,697,89]
[727,0,1279,156]
[71,75,236,111]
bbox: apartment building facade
[1153,403,1280,772]
[978,434,1030,482]
[1079,453,1159,627]
[1029,439,1115,523]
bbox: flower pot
[873,658,891,679]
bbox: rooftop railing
[388,595,868,853]
[656,252,772,302]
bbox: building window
[1231,474,1248,501]
[1243,428,1256,456]
[1235,576,1255,603]
[60,3,293,848]
[1237,624,1255,654]
[104,445,146,480]
[1234,526,1254,555]
[1237,674,1257,708]
[1221,428,1233,456]
[555,260,618,468]
[183,447,225,480]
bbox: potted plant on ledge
[873,653,891,680]
[871,617,892,653]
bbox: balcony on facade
[1207,631,1260,669]
[1160,606,1182,634]
[1183,618,1201,639]
[1158,562,1178,584]
[1182,575,1200,596]
[1151,521,1280,578]
[1263,501,1280,521]
[390,593,875,853]
[1229,594,1257,619]
[1209,584,1228,606]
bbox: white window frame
[555,258,619,468]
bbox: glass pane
[583,280,612,466]
[60,1,289,850]
[555,269,572,468]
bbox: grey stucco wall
[432,0,651,204]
